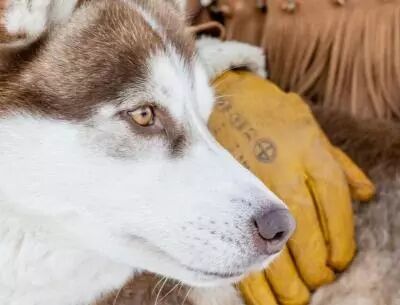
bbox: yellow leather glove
[208,71,375,305]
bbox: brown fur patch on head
[0,0,195,120]
[133,0,195,62]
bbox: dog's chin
[166,254,280,288]
[185,253,281,287]
[125,236,281,288]
[169,266,246,288]
[182,273,244,288]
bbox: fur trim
[196,36,266,81]
[309,106,400,305]
[311,105,400,178]
[311,175,400,305]
[265,1,400,121]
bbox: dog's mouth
[162,250,247,282]
[127,234,249,282]
[179,253,276,283]
[184,265,244,279]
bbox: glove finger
[265,247,310,305]
[271,176,335,289]
[239,272,278,305]
[330,147,376,202]
[305,147,356,271]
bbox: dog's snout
[254,208,296,254]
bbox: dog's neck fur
[0,203,135,305]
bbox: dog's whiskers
[154,277,169,305]
[212,74,232,90]
[214,94,238,100]
[177,281,184,294]
[181,287,192,305]
[111,286,123,305]
[159,281,181,302]
[152,276,166,296]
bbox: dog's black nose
[254,209,296,254]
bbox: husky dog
[0,1,295,305]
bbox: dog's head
[0,0,295,287]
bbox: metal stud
[334,0,346,5]
[256,0,268,12]
[200,0,214,7]
[281,0,298,13]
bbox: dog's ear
[0,0,78,50]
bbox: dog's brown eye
[129,106,155,127]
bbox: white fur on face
[0,51,285,291]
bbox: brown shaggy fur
[312,106,400,177]
[94,274,242,305]
[93,274,192,305]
